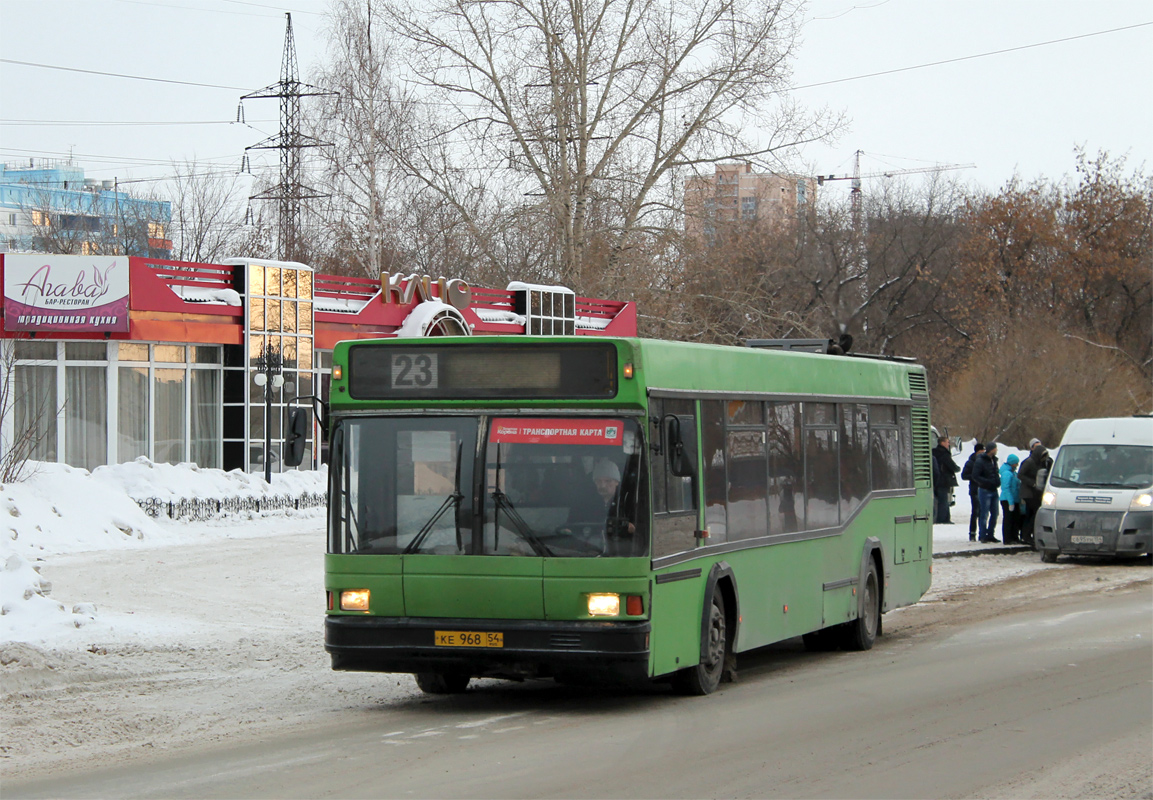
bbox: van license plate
[434,631,503,648]
[1070,535,1104,545]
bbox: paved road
[7,581,1150,799]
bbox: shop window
[154,368,185,463]
[65,342,106,361]
[66,365,107,470]
[15,364,57,462]
[193,346,220,364]
[154,345,186,363]
[118,343,149,362]
[118,367,149,462]
[190,370,220,469]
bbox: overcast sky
[1,0,1150,203]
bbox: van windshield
[1050,444,1153,489]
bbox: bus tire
[414,672,470,694]
[841,559,880,651]
[1040,550,1059,564]
[673,592,727,696]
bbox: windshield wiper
[491,489,553,557]
[404,441,465,554]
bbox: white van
[1035,416,1153,563]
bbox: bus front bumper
[325,616,651,681]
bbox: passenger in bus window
[592,459,635,535]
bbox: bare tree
[165,161,255,263]
[376,0,838,287]
[0,344,56,483]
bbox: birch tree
[376,0,837,287]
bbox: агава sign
[3,254,130,333]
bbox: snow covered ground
[1,440,1046,648]
[1,459,326,645]
[2,449,1144,781]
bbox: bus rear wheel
[840,560,879,651]
[414,672,471,694]
[673,592,727,696]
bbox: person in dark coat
[973,442,1001,543]
[1018,442,1053,546]
[960,442,985,541]
[932,436,960,524]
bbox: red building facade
[1,254,636,474]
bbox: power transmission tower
[240,13,336,263]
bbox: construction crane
[817,150,976,227]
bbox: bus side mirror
[667,416,696,478]
[284,408,310,467]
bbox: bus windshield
[329,415,647,557]
[1049,444,1153,489]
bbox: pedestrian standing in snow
[973,442,1001,543]
[960,442,985,541]
[999,453,1022,544]
[1018,441,1053,547]
[932,435,959,524]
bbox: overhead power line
[794,21,1153,91]
[0,118,274,127]
[0,58,247,91]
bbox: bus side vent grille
[908,371,929,399]
[549,633,583,649]
[911,407,933,485]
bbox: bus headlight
[340,589,370,612]
[587,593,620,616]
[1041,491,1056,507]
[1132,492,1153,510]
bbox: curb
[933,545,1035,559]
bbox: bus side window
[651,398,699,558]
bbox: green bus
[323,336,933,694]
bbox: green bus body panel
[325,555,405,617]
[650,571,705,675]
[326,336,932,679]
[403,555,545,619]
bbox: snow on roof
[314,295,369,314]
[506,281,574,294]
[170,284,243,306]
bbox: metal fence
[134,492,327,521]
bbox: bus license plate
[434,631,503,648]
[1070,535,1104,545]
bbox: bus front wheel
[414,672,470,694]
[673,592,727,696]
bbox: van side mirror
[284,407,310,467]
[666,416,696,478]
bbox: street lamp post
[253,343,284,484]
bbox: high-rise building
[0,159,171,257]
[684,163,816,241]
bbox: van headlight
[1132,492,1153,510]
[1041,490,1056,507]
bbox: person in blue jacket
[999,453,1022,545]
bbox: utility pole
[240,13,336,263]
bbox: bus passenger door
[648,398,703,676]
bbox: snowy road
[2,517,1151,798]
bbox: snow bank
[0,460,326,643]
